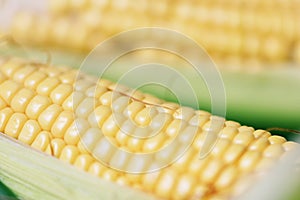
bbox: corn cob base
[0,57,299,200]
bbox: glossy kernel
[5,113,28,138]
[18,120,42,144]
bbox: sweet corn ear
[0,57,299,200]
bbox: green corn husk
[0,134,155,200]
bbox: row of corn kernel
[10,11,296,64]
[47,0,300,40]
[49,0,300,16]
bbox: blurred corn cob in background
[3,0,300,66]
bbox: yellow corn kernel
[51,111,74,138]
[134,107,158,126]
[211,139,231,157]
[109,150,131,170]
[238,126,255,133]
[282,141,299,152]
[219,126,239,141]
[215,166,238,190]
[173,106,195,121]
[59,145,80,163]
[263,144,285,158]
[74,154,94,171]
[78,128,103,153]
[115,176,130,186]
[201,158,224,184]
[85,85,107,99]
[132,126,152,139]
[31,17,51,44]
[18,120,42,144]
[62,91,85,111]
[36,77,60,96]
[77,141,89,154]
[64,118,89,145]
[155,169,178,198]
[0,97,7,110]
[11,12,33,42]
[255,157,276,172]
[42,66,65,77]
[223,144,245,164]
[98,79,113,88]
[172,148,196,171]
[188,156,210,175]
[225,121,241,128]
[59,71,76,84]
[172,174,197,199]
[0,80,21,103]
[268,135,287,144]
[0,108,14,132]
[150,112,172,131]
[141,169,160,191]
[233,131,255,146]
[126,137,144,152]
[92,137,115,163]
[50,83,73,105]
[253,130,271,138]
[119,119,134,135]
[238,151,261,172]
[50,18,70,45]
[45,144,53,155]
[248,137,270,152]
[38,104,63,131]
[11,88,35,113]
[202,117,225,133]
[143,133,167,153]
[101,115,122,137]
[25,95,52,120]
[88,162,106,177]
[31,131,52,152]
[123,101,145,119]
[5,113,28,138]
[101,168,119,182]
[74,79,95,92]
[126,155,152,174]
[178,126,199,145]
[51,138,66,157]
[88,105,112,128]
[159,102,179,114]
[13,65,36,83]
[166,119,187,137]
[24,71,48,90]
[0,59,23,77]
[192,132,207,149]
[190,185,210,200]
[68,24,88,49]
[115,129,130,146]
[75,97,96,118]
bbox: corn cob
[6,0,300,65]
[0,57,298,199]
